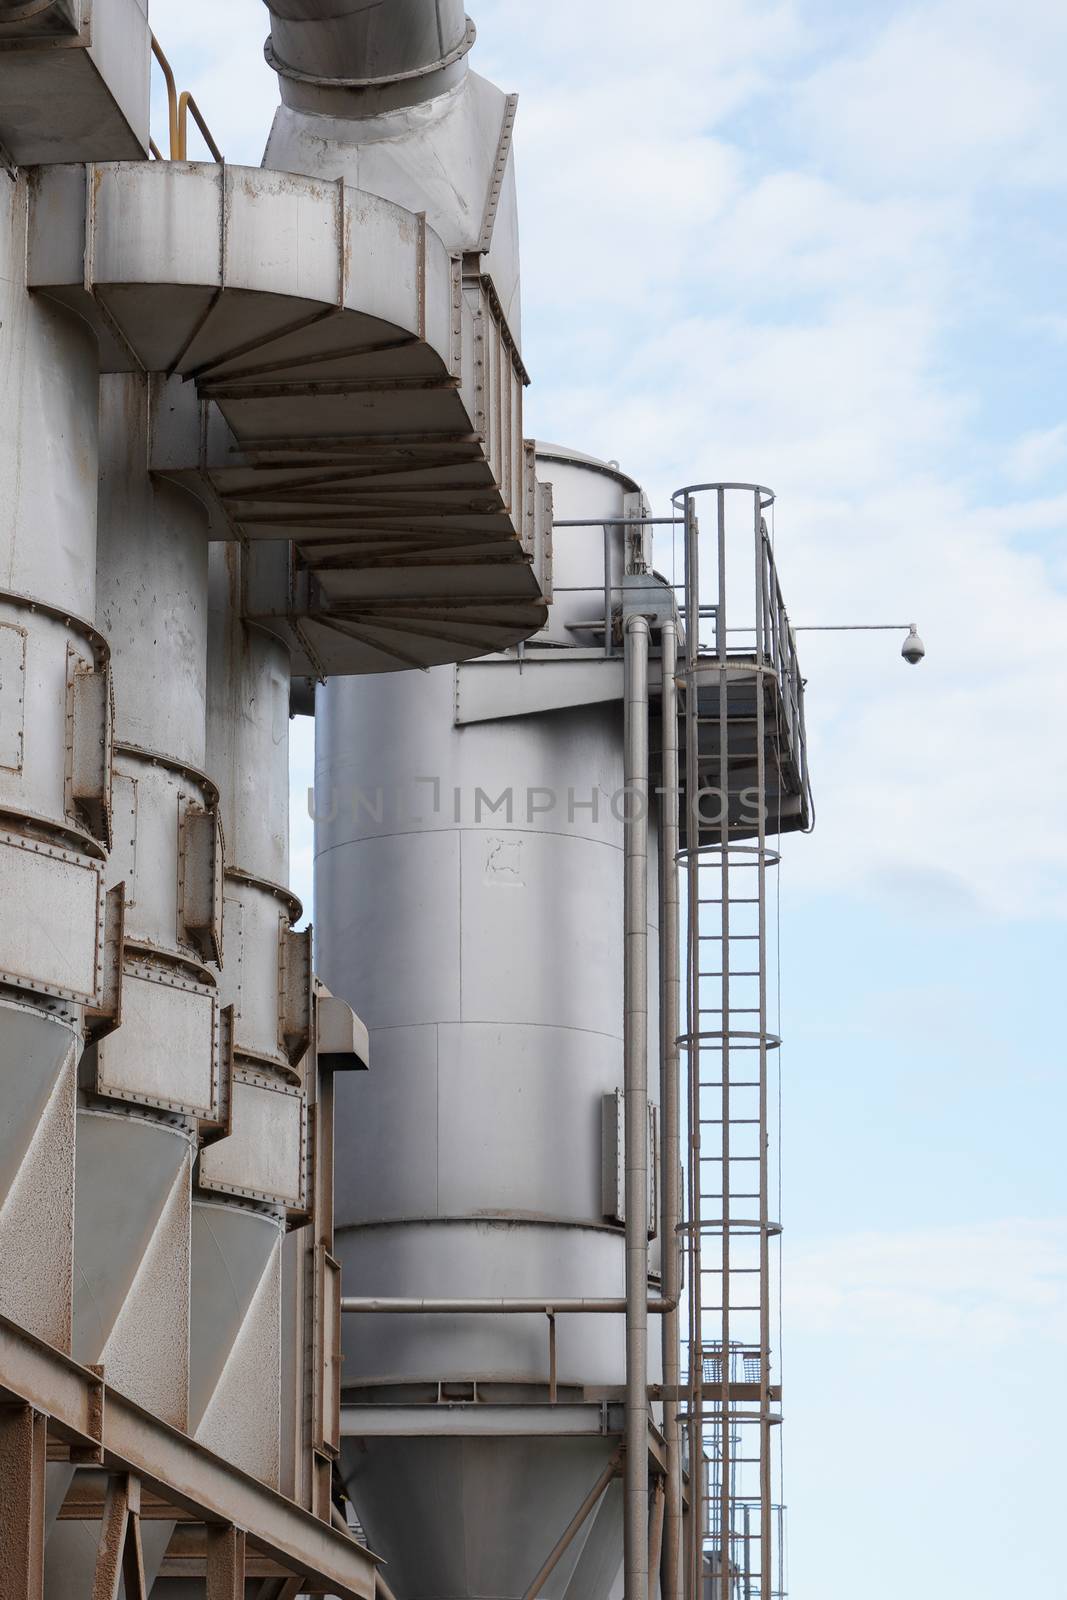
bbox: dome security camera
[901,625,925,665]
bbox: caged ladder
[673,483,807,1600]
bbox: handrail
[150,34,178,160]
[177,90,223,163]
[150,33,222,163]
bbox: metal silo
[314,445,664,1599]
[0,164,105,1359]
[0,10,824,1599]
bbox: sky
[148,3,1067,1594]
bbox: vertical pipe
[659,617,683,1600]
[648,1478,666,1600]
[604,523,614,658]
[624,612,651,1600]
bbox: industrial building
[0,5,811,1597]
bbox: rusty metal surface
[0,1001,77,1353]
[71,1112,193,1431]
[193,1221,283,1489]
[0,0,148,165]
[0,1404,47,1598]
[0,829,103,1005]
[94,965,217,1120]
[0,1312,377,1598]
[198,1075,306,1209]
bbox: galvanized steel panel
[90,161,223,289]
[0,831,101,1003]
[340,1436,618,1600]
[336,1222,631,1390]
[72,1111,193,1427]
[198,1075,306,1208]
[459,827,623,1037]
[95,966,217,1118]
[333,1025,440,1224]
[195,1223,282,1487]
[0,1001,76,1351]
[228,167,340,304]
[189,1202,284,1429]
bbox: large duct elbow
[263,0,475,116]
[261,0,521,336]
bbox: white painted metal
[28,158,546,673]
[264,59,522,334]
[264,0,473,117]
[0,0,149,165]
[0,4,561,1594]
[0,170,104,1369]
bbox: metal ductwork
[0,6,818,1598]
[264,0,474,114]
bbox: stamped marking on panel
[485,835,523,886]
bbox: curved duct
[261,1,523,338]
[264,0,473,111]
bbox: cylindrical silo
[42,371,215,1598]
[0,172,105,1355]
[314,445,662,1599]
[73,372,218,1428]
[192,542,306,1488]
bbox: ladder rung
[698,1008,761,1015]
[697,1081,762,1089]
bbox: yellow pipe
[149,34,179,160]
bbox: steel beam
[206,1524,246,1600]
[340,1404,622,1438]
[0,1315,377,1600]
[0,1405,47,1600]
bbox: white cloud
[1007,422,1067,484]
[795,0,1067,194]
[786,1219,1067,1348]
[147,1,1067,921]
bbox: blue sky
[150,2,1067,1592]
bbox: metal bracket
[178,801,224,965]
[69,1362,105,1465]
[85,882,125,1040]
[278,923,312,1067]
[67,646,114,849]
[198,1003,234,1147]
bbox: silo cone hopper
[344,1438,621,1600]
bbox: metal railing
[150,34,222,163]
